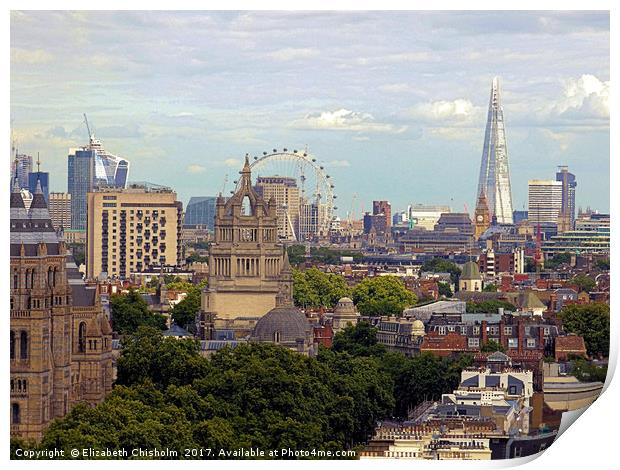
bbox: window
[13,270,18,289]
[10,331,15,359]
[504,326,512,335]
[543,327,550,336]
[527,338,536,348]
[78,322,86,353]
[508,338,518,349]
[473,326,480,335]
[20,331,28,359]
[468,338,480,348]
[12,403,20,424]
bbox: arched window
[12,403,20,424]
[78,322,86,353]
[30,269,35,288]
[53,267,58,287]
[241,196,252,216]
[10,331,15,359]
[20,331,28,359]
[274,331,281,343]
[48,267,53,287]
[10,379,14,392]
[13,270,18,290]
[26,296,31,309]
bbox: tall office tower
[477,77,514,224]
[68,148,96,231]
[185,196,219,231]
[86,185,182,280]
[373,200,392,228]
[528,180,563,225]
[88,136,130,188]
[28,171,49,203]
[11,154,32,189]
[254,176,300,241]
[556,166,577,232]
[48,192,72,230]
[10,180,113,440]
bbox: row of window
[11,267,60,290]
[10,331,28,360]
[10,379,27,393]
[435,325,551,336]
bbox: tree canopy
[15,322,473,459]
[569,274,597,293]
[292,268,351,309]
[352,276,417,317]
[481,340,505,353]
[110,290,167,335]
[559,303,610,357]
[170,280,208,332]
[437,282,453,298]
[421,258,462,285]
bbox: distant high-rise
[68,148,96,231]
[255,176,300,241]
[528,180,563,225]
[89,136,130,188]
[477,77,514,224]
[49,192,72,230]
[28,171,49,203]
[184,196,218,231]
[10,153,32,189]
[556,166,577,232]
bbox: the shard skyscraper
[477,77,514,224]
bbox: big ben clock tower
[474,190,491,240]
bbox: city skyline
[10,11,610,214]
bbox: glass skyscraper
[28,171,49,203]
[477,77,514,224]
[184,196,218,231]
[556,166,577,230]
[67,149,96,230]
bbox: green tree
[110,290,167,335]
[170,289,201,332]
[331,321,386,357]
[482,283,498,292]
[292,267,350,309]
[481,340,505,353]
[595,258,610,271]
[570,357,608,382]
[437,282,453,298]
[352,276,417,316]
[421,258,462,285]
[287,245,307,266]
[570,274,597,293]
[559,303,610,357]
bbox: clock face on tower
[477,215,484,222]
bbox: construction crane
[347,193,358,224]
[83,113,94,141]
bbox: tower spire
[477,76,514,225]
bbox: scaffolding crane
[83,113,94,141]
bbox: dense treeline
[12,323,471,459]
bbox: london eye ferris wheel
[233,148,337,241]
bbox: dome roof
[334,297,358,315]
[412,319,425,336]
[251,305,311,343]
[461,261,481,280]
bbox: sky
[10,10,610,217]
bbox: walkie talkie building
[477,77,514,225]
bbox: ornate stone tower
[10,176,112,440]
[474,190,491,240]
[198,156,290,339]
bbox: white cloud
[409,99,478,122]
[11,48,53,64]
[294,109,406,134]
[265,47,320,61]
[187,164,206,174]
[554,74,609,119]
[222,158,242,168]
